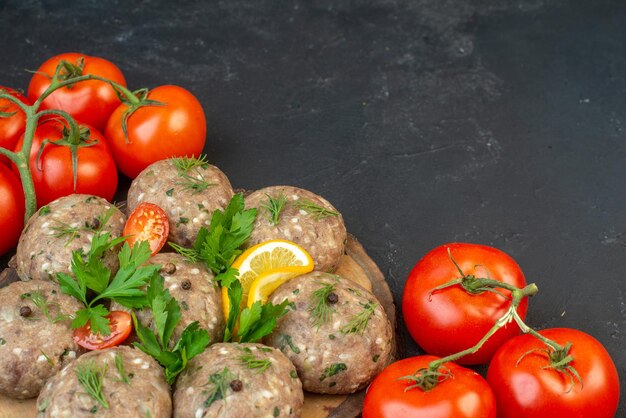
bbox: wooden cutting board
[0,234,397,418]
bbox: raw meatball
[244,186,347,272]
[36,346,171,418]
[0,280,83,399]
[174,342,303,418]
[111,253,225,344]
[127,159,234,246]
[16,194,126,281]
[265,272,393,394]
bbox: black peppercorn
[19,306,32,317]
[181,280,192,290]
[86,217,100,230]
[162,263,177,275]
[230,379,243,392]
[326,292,339,304]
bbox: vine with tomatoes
[0,53,206,257]
[363,243,620,418]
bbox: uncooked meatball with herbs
[264,271,393,394]
[244,186,347,272]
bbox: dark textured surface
[1,0,624,414]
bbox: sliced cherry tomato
[124,202,170,255]
[28,53,126,132]
[0,87,31,157]
[402,243,528,364]
[487,328,620,418]
[363,355,496,418]
[0,164,25,256]
[105,85,206,178]
[13,118,118,207]
[73,311,132,350]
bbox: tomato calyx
[517,341,583,392]
[57,58,85,84]
[397,366,452,392]
[114,87,165,143]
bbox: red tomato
[105,85,206,178]
[487,328,620,418]
[73,311,132,350]
[14,118,118,207]
[0,87,31,155]
[28,53,126,132]
[0,164,25,256]
[402,243,528,365]
[123,202,170,255]
[363,355,496,418]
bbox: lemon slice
[222,240,314,319]
[247,267,306,307]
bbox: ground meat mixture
[174,342,303,418]
[0,280,83,399]
[111,252,225,344]
[36,346,171,418]
[244,186,347,272]
[265,271,393,394]
[15,194,126,281]
[127,158,234,246]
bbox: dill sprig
[168,241,200,262]
[172,155,214,195]
[40,350,54,365]
[50,221,82,245]
[76,361,109,409]
[240,353,272,373]
[20,289,69,324]
[262,193,287,225]
[341,301,377,335]
[49,207,116,246]
[114,353,132,384]
[203,367,234,408]
[308,282,337,330]
[294,199,339,220]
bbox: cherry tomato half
[487,328,620,418]
[73,311,132,350]
[363,355,496,418]
[402,243,528,365]
[123,202,170,255]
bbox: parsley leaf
[171,193,257,285]
[57,235,156,335]
[132,274,210,384]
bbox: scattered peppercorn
[230,379,243,392]
[181,280,192,290]
[162,263,177,275]
[326,292,339,304]
[19,306,32,317]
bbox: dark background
[1,0,624,415]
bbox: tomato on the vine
[123,202,170,255]
[363,355,496,418]
[73,311,133,350]
[105,85,206,178]
[14,118,118,207]
[0,86,31,155]
[487,327,620,418]
[0,164,25,256]
[28,53,126,132]
[402,243,528,364]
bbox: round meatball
[174,342,303,418]
[127,159,234,246]
[36,346,171,418]
[111,253,225,344]
[244,186,347,272]
[0,280,83,399]
[265,272,393,394]
[16,194,126,281]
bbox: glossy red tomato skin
[402,243,528,365]
[105,85,206,178]
[73,311,133,350]
[0,87,31,156]
[123,202,170,255]
[14,119,118,207]
[363,355,496,418]
[28,53,126,132]
[487,328,620,418]
[0,164,25,256]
